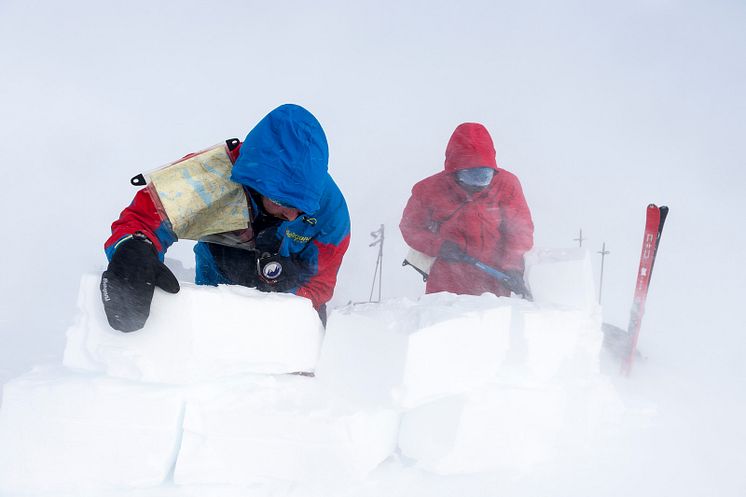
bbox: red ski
[621,204,669,376]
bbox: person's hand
[256,253,302,293]
[100,235,180,332]
[254,225,282,253]
[504,270,532,300]
[438,240,466,262]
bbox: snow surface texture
[0,248,621,495]
[64,274,325,382]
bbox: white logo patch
[262,261,283,280]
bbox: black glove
[207,242,260,287]
[254,225,282,254]
[438,240,467,262]
[504,270,532,300]
[100,235,180,332]
[256,253,302,293]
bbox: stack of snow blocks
[0,274,398,495]
[317,247,622,474]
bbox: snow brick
[525,247,599,312]
[173,375,399,485]
[316,292,512,408]
[0,367,184,494]
[64,274,324,383]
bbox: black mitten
[254,225,282,253]
[504,270,532,300]
[256,253,302,293]
[207,242,260,287]
[100,235,180,332]
[438,240,467,262]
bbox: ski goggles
[455,167,495,187]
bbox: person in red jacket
[399,122,534,297]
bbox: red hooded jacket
[400,123,534,296]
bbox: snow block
[174,375,399,485]
[525,248,598,312]
[64,274,324,383]
[398,383,568,474]
[316,293,512,408]
[0,367,184,494]
[514,306,603,381]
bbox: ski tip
[658,205,669,226]
[647,204,668,212]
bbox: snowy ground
[2,250,745,496]
[2,338,744,497]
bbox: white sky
[1,0,745,397]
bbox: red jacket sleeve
[497,174,534,271]
[295,234,350,309]
[104,188,177,261]
[399,182,444,257]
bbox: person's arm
[101,188,180,332]
[294,234,350,309]
[105,188,177,261]
[399,182,444,257]
[498,173,534,271]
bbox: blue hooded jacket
[230,104,329,214]
[194,104,351,308]
[106,104,350,309]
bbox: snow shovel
[403,245,532,300]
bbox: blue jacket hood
[231,104,329,214]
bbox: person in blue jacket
[101,104,351,332]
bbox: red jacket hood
[444,123,497,172]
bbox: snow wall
[0,248,623,494]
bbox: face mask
[455,167,495,188]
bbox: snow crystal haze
[0,275,397,494]
[0,247,624,493]
[318,248,618,475]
